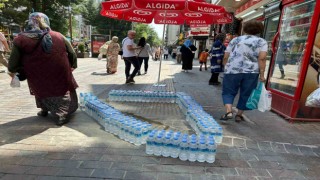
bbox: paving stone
[141,164,164,172]
[257,155,286,162]
[245,140,260,150]
[235,168,270,177]
[131,156,161,164]
[247,161,282,170]
[0,174,37,180]
[284,144,302,155]
[18,158,52,166]
[224,176,257,180]
[0,165,31,174]
[162,165,205,173]
[157,172,191,180]
[160,157,190,165]
[267,169,305,179]
[124,172,157,180]
[45,152,74,160]
[91,169,125,179]
[278,162,309,171]
[191,174,224,180]
[100,155,132,162]
[55,167,94,177]
[300,169,320,179]
[36,176,103,180]
[258,142,273,152]
[71,153,103,161]
[221,137,233,146]
[80,161,112,169]
[218,160,250,168]
[27,166,61,176]
[298,146,318,157]
[312,147,320,157]
[49,160,82,168]
[233,138,246,148]
[206,167,238,176]
[110,162,142,172]
[271,143,287,154]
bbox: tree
[134,24,161,47]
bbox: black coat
[181,44,197,70]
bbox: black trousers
[138,57,149,72]
[123,56,139,79]
[209,73,219,83]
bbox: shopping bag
[98,53,103,60]
[258,83,272,112]
[10,75,20,88]
[246,82,263,110]
[305,88,320,107]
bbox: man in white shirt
[122,30,141,84]
[0,32,10,72]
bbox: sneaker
[144,71,147,74]
[199,68,202,71]
[137,71,141,76]
[127,78,135,84]
[37,110,48,117]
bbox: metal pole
[69,6,73,42]
[157,10,167,85]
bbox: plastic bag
[305,88,320,107]
[10,75,20,88]
[98,53,103,60]
[258,83,272,112]
[246,82,263,110]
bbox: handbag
[246,82,263,110]
[118,49,123,55]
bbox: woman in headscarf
[180,36,197,72]
[209,33,226,85]
[106,36,120,74]
[8,12,78,126]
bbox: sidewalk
[0,56,319,179]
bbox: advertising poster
[91,35,110,57]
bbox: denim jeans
[222,73,259,110]
[123,56,139,79]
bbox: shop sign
[236,0,263,15]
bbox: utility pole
[69,6,73,42]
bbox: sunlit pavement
[0,56,320,179]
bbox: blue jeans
[222,73,259,110]
[123,56,139,79]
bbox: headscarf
[112,36,118,43]
[21,12,53,54]
[215,33,226,42]
[183,36,193,47]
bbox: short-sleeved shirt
[224,35,268,74]
[0,32,7,52]
[122,37,136,57]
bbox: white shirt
[225,35,268,74]
[0,32,7,52]
[122,37,136,57]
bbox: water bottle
[197,139,206,162]
[170,134,181,158]
[179,137,189,161]
[162,133,172,157]
[146,131,156,155]
[206,140,216,163]
[153,133,163,156]
[188,138,198,162]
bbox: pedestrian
[163,47,169,60]
[176,46,182,64]
[122,30,141,84]
[199,49,209,71]
[220,20,267,122]
[154,46,160,61]
[0,31,11,72]
[8,12,78,126]
[137,37,153,75]
[181,37,197,72]
[172,47,177,59]
[209,33,226,85]
[106,36,120,74]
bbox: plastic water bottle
[206,140,216,163]
[188,138,198,162]
[179,137,189,161]
[197,139,206,162]
[146,131,156,155]
[170,134,181,158]
[153,133,163,156]
[162,133,172,157]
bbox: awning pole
[157,10,167,85]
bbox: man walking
[0,32,10,72]
[122,30,140,84]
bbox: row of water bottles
[80,92,153,146]
[108,90,176,103]
[176,92,203,115]
[186,111,223,144]
[146,130,217,163]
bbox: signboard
[236,0,263,15]
[190,26,210,36]
[91,34,110,57]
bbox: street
[0,57,320,180]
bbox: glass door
[269,0,316,96]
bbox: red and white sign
[101,0,132,11]
[235,0,263,15]
[188,1,226,13]
[134,0,186,10]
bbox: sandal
[220,112,233,121]
[235,115,244,123]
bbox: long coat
[181,44,197,70]
[209,40,226,73]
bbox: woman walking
[106,36,120,74]
[209,33,226,85]
[137,37,153,75]
[220,20,268,122]
[8,12,78,126]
